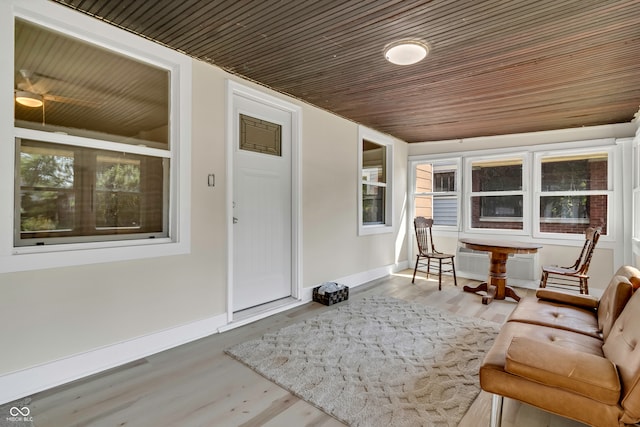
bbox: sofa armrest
[505,336,620,405]
[535,288,599,309]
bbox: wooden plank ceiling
[52,0,640,143]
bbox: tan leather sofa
[480,265,640,427]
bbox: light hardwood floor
[14,271,586,426]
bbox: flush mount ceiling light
[384,40,429,65]
[15,91,43,108]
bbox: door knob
[233,217,238,224]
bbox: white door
[232,93,292,312]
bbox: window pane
[415,196,457,226]
[472,159,522,191]
[17,139,167,245]
[415,195,433,218]
[96,154,142,229]
[471,195,523,230]
[362,140,385,183]
[541,153,607,191]
[15,19,169,148]
[415,163,433,193]
[540,195,607,234]
[19,143,75,233]
[433,196,458,226]
[415,162,457,193]
[363,184,385,224]
[434,170,455,192]
[414,162,458,226]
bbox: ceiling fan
[14,69,101,108]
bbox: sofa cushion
[603,287,640,423]
[506,297,601,339]
[505,336,620,404]
[535,288,599,309]
[597,274,634,340]
[482,321,604,376]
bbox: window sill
[1,238,189,273]
[478,217,523,223]
[359,224,393,236]
[540,218,590,224]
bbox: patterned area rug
[225,296,499,427]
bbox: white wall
[0,2,409,401]
[302,108,408,285]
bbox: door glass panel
[239,114,282,156]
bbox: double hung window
[467,156,525,230]
[535,149,611,236]
[14,19,171,247]
[362,140,387,225]
[358,126,393,235]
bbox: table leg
[463,251,521,304]
[463,282,488,296]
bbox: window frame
[358,126,394,235]
[14,132,171,246]
[533,146,613,240]
[632,134,640,254]
[0,1,191,272]
[410,156,461,230]
[464,152,529,235]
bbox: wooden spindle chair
[539,226,602,294]
[411,216,457,290]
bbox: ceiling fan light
[15,91,43,108]
[384,41,429,65]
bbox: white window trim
[532,146,613,240]
[358,126,394,235]
[409,137,624,260]
[409,156,462,231]
[464,152,530,235]
[0,0,191,272]
[633,130,640,255]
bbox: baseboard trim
[0,263,412,405]
[0,313,227,405]
[302,262,408,301]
